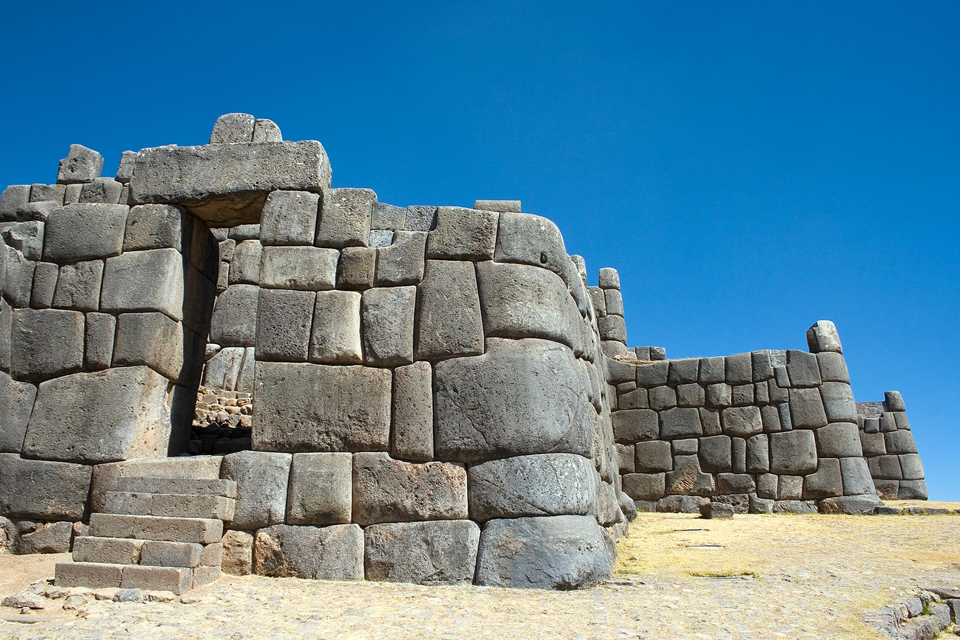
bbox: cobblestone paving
[2,512,958,640]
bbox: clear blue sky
[2,2,957,499]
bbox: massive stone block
[375,231,426,286]
[42,204,127,262]
[768,429,818,475]
[221,451,291,530]
[434,338,592,463]
[10,309,84,382]
[57,145,104,184]
[285,452,352,526]
[259,190,319,246]
[309,290,362,364]
[494,212,570,282]
[21,366,174,463]
[802,458,843,499]
[634,440,672,472]
[415,260,484,360]
[475,261,577,349]
[253,523,363,580]
[256,289,315,362]
[209,284,259,346]
[352,452,468,525]
[130,141,331,225]
[316,188,374,248]
[426,207,498,260]
[362,286,416,366]
[364,520,480,585]
[100,248,184,320]
[0,454,92,520]
[468,454,596,521]
[252,362,391,452]
[816,422,863,458]
[228,240,261,285]
[391,361,434,462]
[113,312,184,381]
[52,260,104,311]
[122,204,184,252]
[475,515,613,589]
[789,388,828,429]
[720,406,763,437]
[806,320,842,354]
[0,374,36,453]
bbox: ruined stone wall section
[857,392,928,500]
[610,318,881,514]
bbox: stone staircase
[55,477,236,595]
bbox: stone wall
[857,392,928,500]
[610,320,885,514]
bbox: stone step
[72,536,144,565]
[115,477,237,498]
[104,491,236,521]
[55,562,197,594]
[89,513,223,544]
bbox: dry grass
[616,507,960,639]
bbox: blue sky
[2,2,957,499]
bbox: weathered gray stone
[700,408,722,435]
[697,356,724,384]
[256,289,315,361]
[0,454,92,520]
[220,530,253,576]
[253,523,363,580]
[659,408,702,439]
[667,359,698,385]
[778,402,793,430]
[210,113,255,143]
[789,388,828,429]
[316,188,374,249]
[604,289,624,316]
[618,388,648,410]
[821,382,857,422]
[14,200,57,222]
[622,473,665,500]
[371,202,405,230]
[839,457,875,495]
[806,320,842,353]
[229,224,260,241]
[80,312,113,371]
[2,221,44,260]
[78,178,123,204]
[17,520,74,553]
[860,431,887,457]
[0,185,30,220]
[665,455,715,496]
[131,141,331,225]
[202,346,245,389]
[468,454,596,521]
[769,430,818,475]
[778,475,803,500]
[415,260,484,360]
[649,385,677,410]
[329,247,373,291]
[786,350,821,388]
[101,248,183,320]
[698,435,732,472]
[616,444,636,473]
[725,352,752,385]
[732,437,747,473]
[746,434,770,473]
[898,453,925,480]
[598,268,620,289]
[375,230,426,286]
[816,422,862,457]
[2,249,34,308]
[817,352,850,383]
[57,144,104,184]
[636,361,668,387]
[757,473,778,499]
[259,245,338,291]
[434,338,591,462]
[598,315,627,343]
[72,536,144,564]
[228,240,261,285]
[717,473,755,494]
[51,260,103,311]
[634,441,672,472]
[476,515,612,589]
[425,206,498,261]
[475,200,521,213]
[803,458,843,499]
[884,390,906,411]
[760,404,781,433]
[898,479,928,499]
[720,406,763,437]
[252,362,391,452]
[252,118,282,142]
[731,384,754,406]
[884,430,916,455]
[392,361,433,462]
[22,367,173,463]
[259,191,319,246]
[612,409,658,443]
[705,383,732,408]
[404,205,437,231]
[493,212,571,282]
[116,151,137,183]
[41,204,127,262]
[30,184,66,204]
[700,502,734,519]
[364,520,480,585]
[112,312,184,381]
[10,309,84,382]
[28,262,57,308]
[476,261,577,349]
[210,285,259,346]
[221,451,291,530]
[0,374,36,453]
[657,495,709,513]
[286,453,352,526]
[362,286,416,366]
[352,453,467,525]
[306,290,361,364]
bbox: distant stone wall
[857,392,927,500]
[609,320,883,514]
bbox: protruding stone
[493,212,570,283]
[221,451,291,530]
[252,119,282,143]
[597,268,620,289]
[426,207,498,260]
[316,188,374,249]
[253,523,363,580]
[210,113,255,144]
[42,204,127,262]
[58,145,104,184]
[101,248,184,321]
[286,452,352,526]
[474,200,520,213]
[0,454,92,520]
[434,338,591,463]
[475,515,612,589]
[806,320,842,353]
[210,284,258,346]
[10,309,84,382]
[769,430,818,475]
[884,390,906,411]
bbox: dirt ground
[1,508,958,640]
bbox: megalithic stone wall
[611,318,884,514]
[857,391,928,500]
